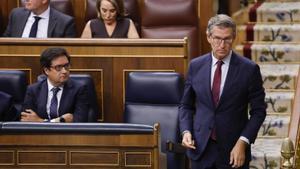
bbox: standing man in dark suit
[21,47,88,122]
[179,14,266,169]
[3,0,76,38]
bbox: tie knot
[217,60,223,65]
[51,87,60,95]
[34,16,41,21]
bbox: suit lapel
[37,81,48,118]
[47,8,56,37]
[59,80,73,115]
[201,55,215,109]
[218,52,240,107]
[17,10,31,36]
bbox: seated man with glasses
[21,47,89,122]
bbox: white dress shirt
[22,6,50,38]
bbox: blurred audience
[81,0,139,38]
[3,0,76,38]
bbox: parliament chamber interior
[0,0,299,168]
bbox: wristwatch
[59,117,65,123]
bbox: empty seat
[124,72,185,169]
[0,70,27,115]
[141,0,199,59]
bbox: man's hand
[230,139,247,168]
[181,131,196,149]
[21,109,43,122]
[61,113,73,122]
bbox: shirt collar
[47,78,63,92]
[29,6,50,19]
[211,50,232,66]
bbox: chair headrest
[142,0,197,27]
[0,70,27,102]
[126,72,183,104]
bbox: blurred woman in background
[81,0,139,38]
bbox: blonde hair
[96,0,125,20]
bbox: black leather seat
[0,70,27,115]
[38,74,99,122]
[124,72,185,169]
[0,91,18,121]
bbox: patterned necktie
[211,60,223,140]
[50,87,60,119]
[29,16,41,37]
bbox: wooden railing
[0,122,160,168]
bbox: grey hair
[206,14,236,37]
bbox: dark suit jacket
[0,91,18,121]
[179,52,266,163]
[22,78,89,122]
[3,7,76,37]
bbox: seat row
[0,70,186,169]
[0,0,200,58]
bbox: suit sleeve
[241,64,266,143]
[63,17,77,38]
[179,62,196,134]
[2,9,14,37]
[22,86,36,112]
[72,84,89,122]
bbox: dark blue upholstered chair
[124,72,185,169]
[0,70,27,116]
[38,74,99,122]
[0,91,18,121]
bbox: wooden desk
[0,38,188,122]
[0,122,159,169]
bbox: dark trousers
[191,139,249,169]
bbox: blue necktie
[29,16,41,37]
[50,87,60,119]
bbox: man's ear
[42,0,49,5]
[207,34,212,44]
[44,68,49,75]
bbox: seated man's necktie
[29,16,42,38]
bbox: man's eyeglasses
[210,36,233,46]
[50,63,71,71]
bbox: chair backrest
[124,72,185,169]
[84,0,141,34]
[0,70,27,114]
[0,91,18,121]
[140,0,199,59]
[37,74,99,122]
[19,0,74,16]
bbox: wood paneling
[0,38,188,122]
[0,124,159,169]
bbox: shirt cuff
[239,136,250,144]
[182,130,191,136]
